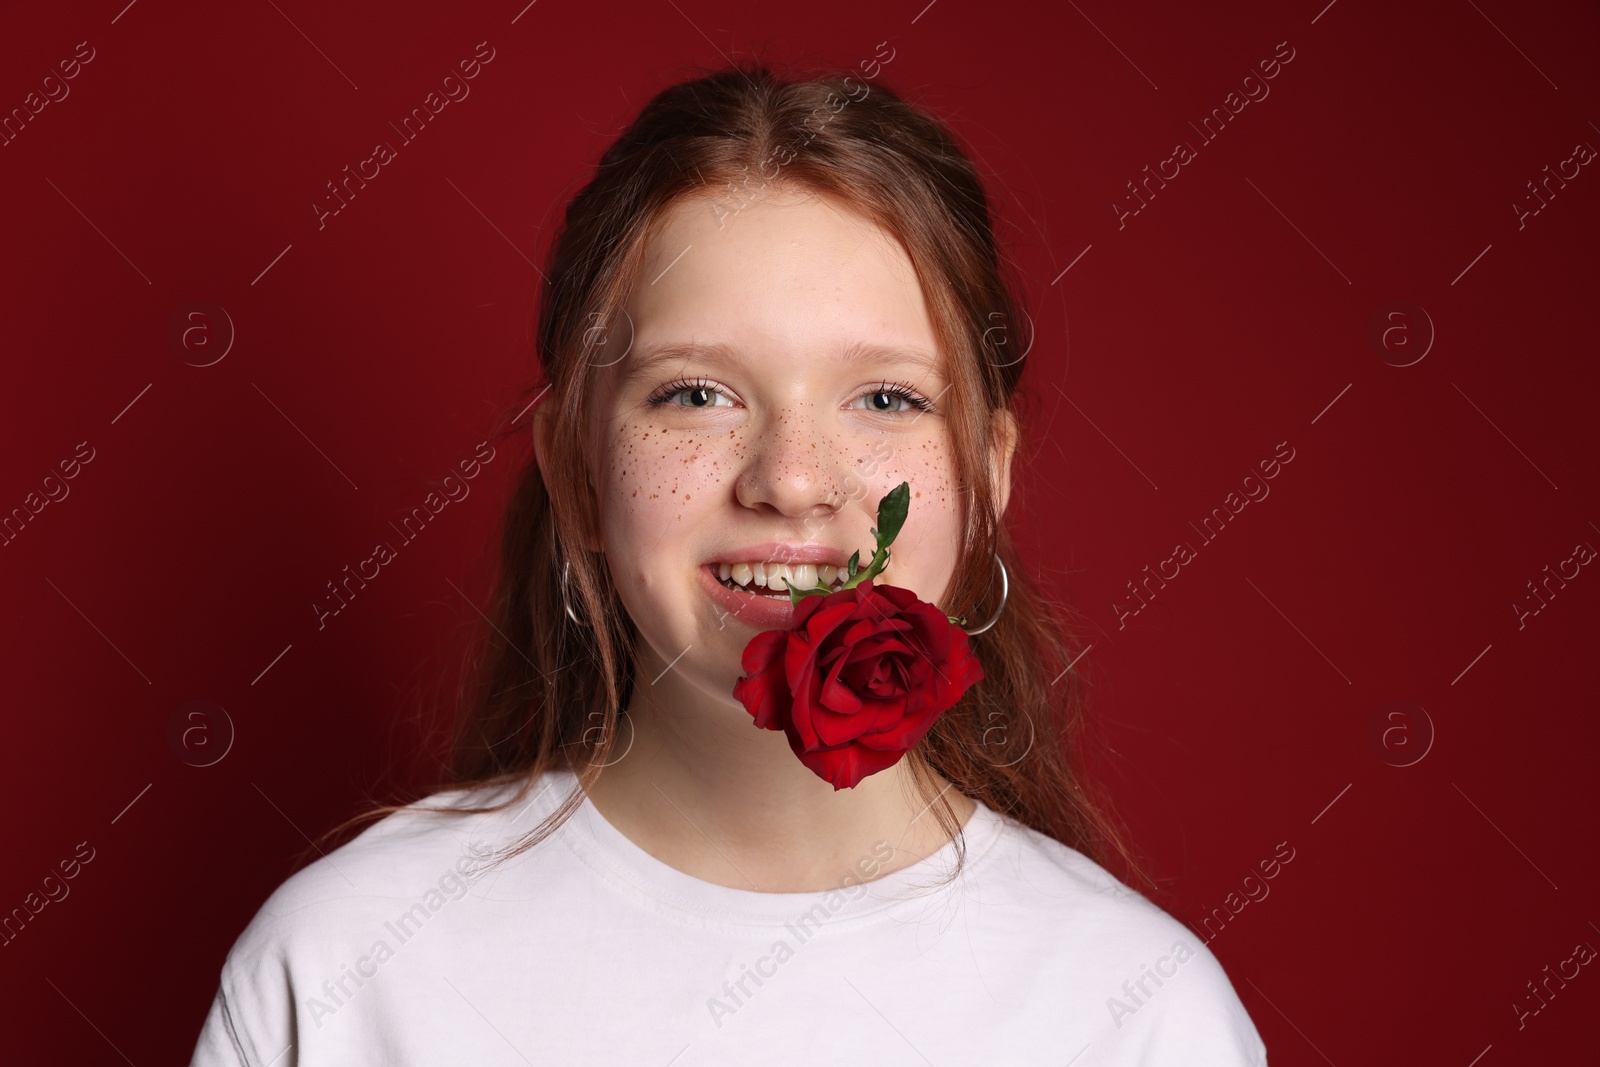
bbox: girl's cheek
[867,434,955,501]
[599,421,743,526]
[601,421,671,519]
[869,435,960,555]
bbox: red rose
[732,578,985,790]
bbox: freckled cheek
[873,437,960,570]
[879,437,956,501]
[596,427,742,558]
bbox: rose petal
[791,736,906,791]
[802,598,862,641]
[819,655,864,715]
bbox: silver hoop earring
[561,561,582,625]
[960,553,1009,636]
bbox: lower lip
[698,564,802,630]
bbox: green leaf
[875,482,909,550]
[786,575,838,607]
[847,549,860,576]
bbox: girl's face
[587,188,972,702]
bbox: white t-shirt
[190,766,1268,1065]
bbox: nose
[733,402,849,528]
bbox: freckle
[685,494,691,500]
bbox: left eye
[851,387,922,414]
[660,384,734,408]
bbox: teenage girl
[190,63,1268,1066]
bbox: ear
[988,408,1018,519]
[532,398,605,554]
[531,397,557,491]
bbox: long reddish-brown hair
[323,61,1137,888]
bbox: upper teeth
[717,561,844,591]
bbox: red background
[2,0,1596,1062]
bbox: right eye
[646,378,736,408]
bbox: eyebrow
[617,339,945,383]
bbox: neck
[580,660,976,893]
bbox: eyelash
[645,378,935,414]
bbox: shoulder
[976,809,1269,1063]
[980,810,1192,950]
[233,775,533,936]
[197,772,569,1063]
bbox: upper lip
[707,542,855,568]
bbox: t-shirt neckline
[545,767,1006,931]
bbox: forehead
[619,188,941,375]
